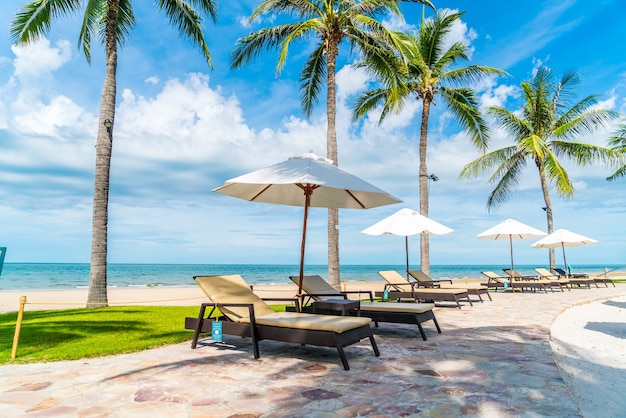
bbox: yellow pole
[11,296,27,360]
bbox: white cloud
[12,39,72,80]
[145,76,160,85]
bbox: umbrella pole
[561,242,568,277]
[405,236,409,279]
[509,235,515,281]
[298,188,313,297]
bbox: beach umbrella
[213,152,402,294]
[477,219,546,278]
[361,208,453,278]
[531,228,597,274]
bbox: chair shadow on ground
[585,321,626,339]
[603,300,626,310]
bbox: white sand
[550,295,626,417]
[0,281,385,313]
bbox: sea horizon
[0,262,622,292]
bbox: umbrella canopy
[531,228,597,273]
[477,218,546,277]
[361,208,453,277]
[213,152,402,294]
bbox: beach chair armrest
[341,290,374,301]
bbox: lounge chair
[408,270,492,302]
[289,275,441,341]
[534,267,571,291]
[503,268,560,293]
[481,271,549,293]
[406,270,453,287]
[376,270,472,309]
[553,268,608,288]
[185,275,379,370]
[480,271,508,291]
[552,268,597,289]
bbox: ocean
[0,263,621,291]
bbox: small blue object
[503,281,509,289]
[383,289,389,300]
[212,321,222,341]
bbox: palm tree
[11,0,217,307]
[607,123,626,180]
[231,0,433,287]
[353,10,505,275]
[461,66,620,268]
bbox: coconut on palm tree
[231,0,433,287]
[461,66,621,268]
[11,0,217,307]
[353,10,506,275]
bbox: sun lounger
[534,267,571,291]
[409,270,491,302]
[482,271,550,293]
[377,270,473,309]
[552,268,597,289]
[289,275,441,341]
[553,267,613,287]
[407,270,453,287]
[185,275,379,370]
[480,271,508,291]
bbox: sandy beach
[0,281,386,313]
[1,279,625,416]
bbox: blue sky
[0,0,625,268]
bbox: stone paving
[0,285,625,417]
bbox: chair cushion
[360,302,435,314]
[439,282,487,290]
[255,312,371,333]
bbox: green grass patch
[0,306,202,364]
[0,304,291,365]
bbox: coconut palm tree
[11,0,217,307]
[231,0,433,287]
[461,66,620,268]
[353,10,505,275]
[607,123,626,180]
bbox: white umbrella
[361,208,453,278]
[477,218,546,277]
[531,228,597,273]
[213,152,402,294]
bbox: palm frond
[443,65,508,87]
[10,0,83,45]
[231,24,301,70]
[157,0,215,67]
[486,152,528,210]
[460,146,518,179]
[550,140,621,167]
[542,149,574,198]
[441,87,490,151]
[487,107,531,141]
[300,44,326,117]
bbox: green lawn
[0,306,205,364]
[1,304,291,364]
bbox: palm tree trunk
[419,99,431,276]
[538,166,555,269]
[326,41,340,288]
[87,2,119,308]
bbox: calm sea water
[0,263,621,291]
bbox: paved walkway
[1,285,625,417]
